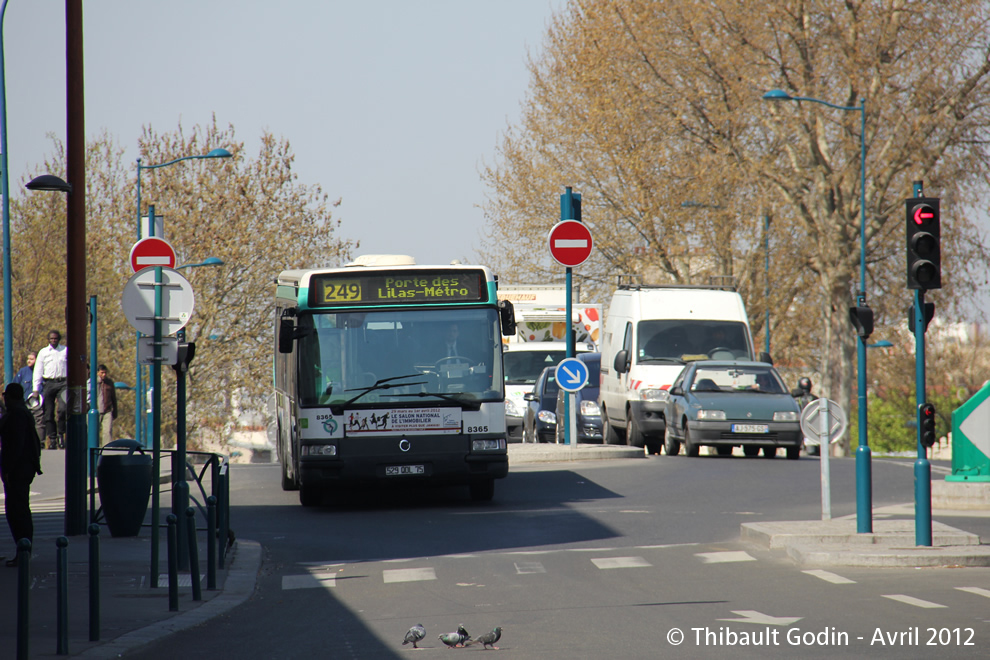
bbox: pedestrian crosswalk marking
[695,551,756,564]
[383,567,436,583]
[883,594,946,609]
[283,573,336,590]
[514,561,546,574]
[157,574,194,588]
[591,556,651,569]
[803,569,856,584]
[956,586,990,599]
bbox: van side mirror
[613,349,629,374]
[758,351,773,365]
[670,385,683,396]
[498,300,517,337]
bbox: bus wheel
[299,482,321,507]
[469,478,495,502]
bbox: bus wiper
[343,374,427,406]
[387,391,481,410]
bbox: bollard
[186,507,202,601]
[166,514,179,612]
[88,524,101,641]
[16,538,32,660]
[56,536,69,655]
[207,496,217,590]
[218,461,229,568]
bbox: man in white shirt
[32,330,68,450]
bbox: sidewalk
[0,454,261,658]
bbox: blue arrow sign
[556,357,589,392]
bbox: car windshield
[503,349,568,385]
[295,307,503,407]
[690,366,786,394]
[638,320,751,362]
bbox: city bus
[274,255,516,505]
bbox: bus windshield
[296,307,503,408]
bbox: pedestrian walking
[96,364,118,445]
[13,351,46,445]
[33,330,68,450]
[0,382,44,566]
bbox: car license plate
[732,424,769,434]
[385,465,425,476]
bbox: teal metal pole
[764,214,770,355]
[561,187,576,445]
[88,296,99,475]
[150,264,164,586]
[135,163,144,446]
[853,98,873,534]
[1,0,13,384]
[912,178,933,546]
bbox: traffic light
[907,302,935,334]
[905,197,941,289]
[919,402,937,447]
[848,305,874,338]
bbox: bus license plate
[732,424,768,434]
[386,465,425,476]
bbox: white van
[599,284,768,453]
[503,341,595,442]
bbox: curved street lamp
[762,88,872,534]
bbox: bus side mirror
[613,349,629,374]
[279,318,297,354]
[498,300,517,337]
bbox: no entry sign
[548,220,593,268]
[130,237,176,273]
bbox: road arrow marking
[718,610,802,626]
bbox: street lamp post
[134,148,231,446]
[763,89,872,533]
[1,0,13,383]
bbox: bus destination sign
[310,269,488,307]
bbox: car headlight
[537,410,557,424]
[301,444,337,456]
[696,410,726,421]
[472,438,505,451]
[774,411,799,422]
[505,398,524,417]
[580,400,602,416]
[640,388,668,402]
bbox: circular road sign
[555,357,589,393]
[800,398,847,446]
[121,267,195,336]
[130,236,176,273]
[548,220,593,268]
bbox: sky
[2,0,564,266]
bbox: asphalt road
[122,455,990,659]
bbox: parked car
[555,353,604,444]
[663,361,801,459]
[522,366,560,443]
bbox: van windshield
[637,320,751,362]
[503,349,568,385]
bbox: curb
[78,539,263,657]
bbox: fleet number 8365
[466,425,489,433]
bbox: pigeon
[438,624,471,648]
[465,626,502,650]
[403,623,427,648]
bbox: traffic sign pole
[556,188,587,446]
[820,400,831,521]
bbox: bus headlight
[472,438,505,451]
[301,444,337,457]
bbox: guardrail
[87,445,231,567]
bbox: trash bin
[97,439,153,537]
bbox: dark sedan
[522,366,559,443]
[555,353,604,444]
[663,361,802,459]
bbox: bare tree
[481,0,990,451]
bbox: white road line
[695,551,756,564]
[591,556,651,569]
[883,594,946,609]
[514,561,546,574]
[802,569,856,584]
[956,586,990,599]
[383,567,436,583]
[283,574,336,590]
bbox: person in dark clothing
[0,382,44,566]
